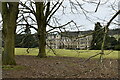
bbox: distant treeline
[15,34,38,48]
[108,28,120,35]
[79,28,120,35]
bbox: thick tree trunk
[36,2,47,58]
[2,2,19,65]
[3,28,16,65]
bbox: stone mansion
[46,31,92,50]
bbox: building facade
[46,32,92,50]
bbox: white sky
[0,0,120,33]
[51,0,120,31]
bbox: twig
[83,53,100,64]
[95,0,101,12]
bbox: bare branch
[47,0,64,23]
[95,0,101,12]
[19,1,36,16]
[101,10,120,54]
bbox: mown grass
[2,65,26,70]
[15,48,119,59]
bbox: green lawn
[15,48,119,59]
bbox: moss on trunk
[2,2,19,65]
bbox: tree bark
[36,2,47,58]
[37,26,46,58]
[2,2,19,65]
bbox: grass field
[15,48,119,59]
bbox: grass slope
[15,48,119,59]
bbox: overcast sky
[0,0,120,33]
[51,0,120,31]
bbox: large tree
[35,2,48,57]
[2,2,19,65]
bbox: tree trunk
[37,26,46,58]
[2,2,19,65]
[36,2,47,58]
[3,27,16,65]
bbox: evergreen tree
[90,22,104,50]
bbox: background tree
[91,22,119,50]
[114,37,120,50]
[90,22,104,50]
[105,36,118,50]
[2,2,19,65]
